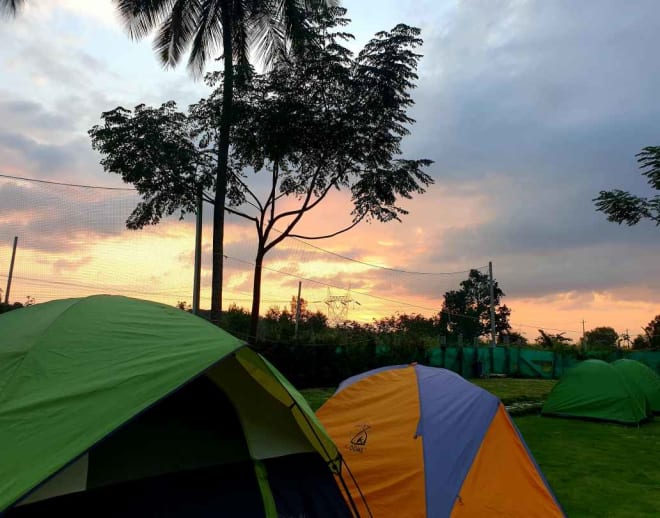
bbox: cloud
[410,0,660,181]
[1,0,659,335]
[386,0,660,307]
[14,0,120,28]
[0,98,74,137]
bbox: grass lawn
[472,377,555,404]
[516,416,660,517]
[302,378,660,517]
[300,377,556,411]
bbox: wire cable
[272,227,487,276]
[0,172,136,191]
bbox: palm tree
[114,1,335,329]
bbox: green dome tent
[612,359,660,414]
[541,359,649,424]
[0,295,356,517]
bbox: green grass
[302,378,660,517]
[472,378,556,404]
[516,416,660,517]
[301,377,556,411]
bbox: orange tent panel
[452,405,563,518]
[317,367,426,518]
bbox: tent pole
[336,464,365,518]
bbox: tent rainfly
[542,359,650,424]
[0,295,358,517]
[612,359,660,414]
[317,364,565,518]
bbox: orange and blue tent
[317,364,564,517]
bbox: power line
[1,274,189,297]
[272,227,487,276]
[224,255,583,335]
[224,254,444,313]
[4,270,585,336]
[0,173,583,336]
[2,274,292,305]
[510,321,580,334]
[0,172,136,191]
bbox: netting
[1,174,491,324]
[0,175,198,306]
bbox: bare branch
[270,162,279,224]
[260,161,280,245]
[288,216,365,240]
[225,205,258,223]
[232,172,264,212]
[301,178,337,212]
[269,165,325,225]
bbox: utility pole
[488,261,496,375]
[4,236,18,304]
[192,190,203,315]
[294,281,302,339]
[581,319,586,350]
[488,261,496,347]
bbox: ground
[302,378,660,517]
[517,416,660,517]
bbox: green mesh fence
[425,346,660,379]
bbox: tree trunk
[249,247,265,344]
[210,5,234,326]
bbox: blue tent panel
[414,365,499,516]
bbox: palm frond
[113,0,176,40]
[0,0,25,17]
[248,5,287,70]
[231,0,249,66]
[153,0,202,67]
[187,0,224,77]
[114,0,335,76]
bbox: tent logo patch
[348,424,370,453]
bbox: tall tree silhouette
[113,0,335,324]
[89,12,434,343]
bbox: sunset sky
[0,0,659,342]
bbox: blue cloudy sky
[0,0,658,340]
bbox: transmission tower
[323,288,360,325]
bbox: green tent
[612,359,660,413]
[0,295,356,516]
[541,359,649,424]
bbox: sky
[0,0,659,342]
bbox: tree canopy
[583,326,619,349]
[633,314,660,349]
[89,9,433,342]
[438,269,511,344]
[594,146,660,226]
[535,330,572,349]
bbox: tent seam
[614,369,648,420]
[412,365,431,517]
